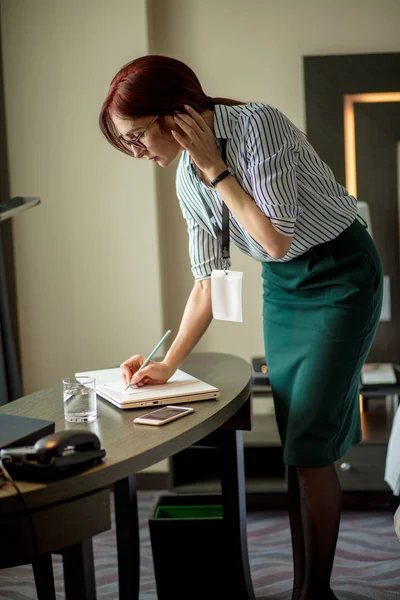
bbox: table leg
[113,475,140,600]
[32,553,56,600]
[62,538,96,600]
[219,429,255,600]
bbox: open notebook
[75,368,220,410]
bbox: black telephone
[0,430,106,481]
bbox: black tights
[288,464,342,600]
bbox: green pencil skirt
[262,219,383,467]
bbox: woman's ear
[163,115,179,133]
[156,115,169,132]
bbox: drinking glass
[63,376,97,423]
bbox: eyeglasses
[119,115,158,150]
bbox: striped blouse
[176,102,357,280]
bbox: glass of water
[63,376,97,423]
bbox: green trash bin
[149,493,233,600]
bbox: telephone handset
[0,430,106,481]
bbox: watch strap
[210,168,231,188]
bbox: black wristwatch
[210,168,233,188]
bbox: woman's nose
[132,145,145,159]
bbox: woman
[99,55,383,600]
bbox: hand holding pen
[120,330,172,390]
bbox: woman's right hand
[120,355,174,388]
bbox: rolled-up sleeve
[178,200,221,280]
[246,107,302,236]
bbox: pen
[125,329,172,390]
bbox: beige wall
[1,0,163,393]
[1,0,400,394]
[148,0,400,363]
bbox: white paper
[394,506,400,539]
[103,370,198,396]
[357,201,373,237]
[380,276,391,322]
[211,270,243,322]
[361,363,396,385]
[385,405,400,495]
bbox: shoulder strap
[200,139,230,271]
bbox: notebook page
[102,370,199,396]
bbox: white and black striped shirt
[176,103,357,280]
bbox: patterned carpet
[0,490,399,599]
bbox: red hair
[99,55,244,156]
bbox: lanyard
[199,139,231,272]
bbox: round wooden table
[0,352,255,600]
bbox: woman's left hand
[171,105,227,180]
